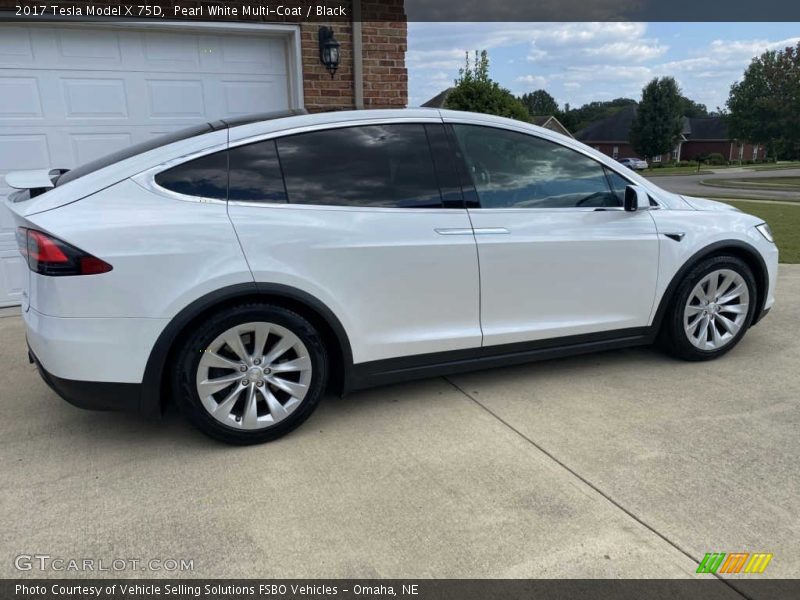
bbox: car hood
[680,195,741,212]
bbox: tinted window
[59,122,221,187]
[452,125,617,209]
[229,139,287,203]
[276,124,442,208]
[604,167,631,206]
[155,151,228,199]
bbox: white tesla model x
[5,109,778,444]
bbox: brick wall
[300,22,356,112]
[0,0,408,111]
[361,1,408,108]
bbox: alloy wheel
[195,322,312,429]
[683,269,750,351]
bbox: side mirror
[624,185,650,212]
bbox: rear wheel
[662,255,757,361]
[173,304,327,444]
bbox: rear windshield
[56,109,307,187]
[56,122,222,187]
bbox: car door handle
[435,228,473,236]
[473,227,510,235]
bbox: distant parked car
[619,157,649,170]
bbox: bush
[701,152,728,165]
[445,50,530,122]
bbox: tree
[445,50,530,122]
[520,89,559,117]
[560,98,637,132]
[679,95,708,118]
[630,77,684,160]
[727,42,800,159]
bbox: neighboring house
[575,105,671,163]
[421,87,453,108]
[421,89,573,137]
[529,115,573,138]
[0,1,408,306]
[676,117,765,163]
[576,105,764,164]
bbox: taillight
[15,227,112,276]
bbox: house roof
[530,115,574,138]
[683,117,730,141]
[421,88,453,108]
[575,105,637,143]
[576,106,732,144]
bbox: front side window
[276,124,443,208]
[452,124,618,209]
[154,150,228,199]
[603,168,631,206]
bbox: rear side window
[276,124,443,208]
[154,151,228,199]
[228,139,287,203]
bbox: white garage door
[0,23,296,306]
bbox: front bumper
[29,345,141,413]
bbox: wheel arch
[651,239,769,334]
[140,283,354,417]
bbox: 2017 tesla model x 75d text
[5,109,778,444]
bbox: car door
[447,121,660,347]
[227,121,482,365]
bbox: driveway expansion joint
[442,376,754,599]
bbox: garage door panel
[221,79,288,115]
[0,23,294,306]
[0,134,51,170]
[0,77,43,119]
[0,27,34,67]
[146,79,206,119]
[56,29,123,65]
[221,36,288,75]
[62,78,129,119]
[69,132,133,166]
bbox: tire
[172,303,328,444]
[661,255,757,361]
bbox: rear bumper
[29,345,141,413]
[23,307,168,416]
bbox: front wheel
[662,255,757,361]
[173,304,328,444]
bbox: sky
[407,23,800,112]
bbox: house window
[612,145,619,159]
[652,155,661,163]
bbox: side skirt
[347,327,654,392]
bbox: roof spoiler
[5,169,67,194]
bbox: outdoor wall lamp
[318,26,341,78]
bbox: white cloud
[515,74,548,87]
[408,23,800,111]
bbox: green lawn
[726,200,800,263]
[747,161,800,171]
[642,167,713,176]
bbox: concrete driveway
[1,268,798,585]
[650,167,800,201]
